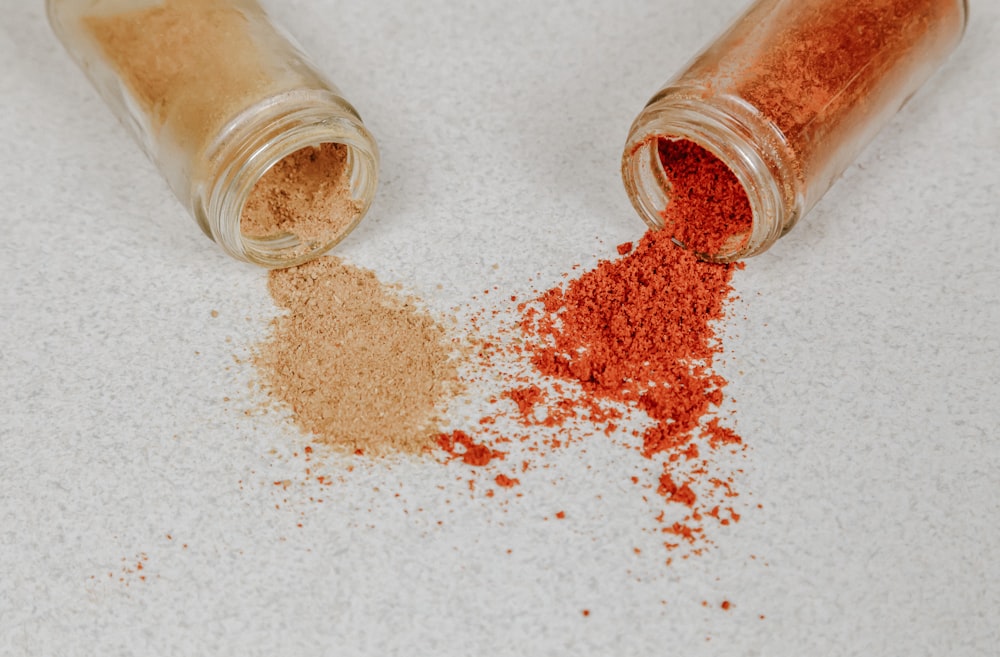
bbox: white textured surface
[2,1,999,655]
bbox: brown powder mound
[254,257,460,455]
[240,143,362,244]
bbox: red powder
[436,430,505,466]
[526,229,737,453]
[705,417,742,448]
[495,474,520,488]
[656,138,752,257]
[721,600,731,611]
[519,228,744,552]
[658,473,697,507]
[441,208,744,559]
[503,385,545,419]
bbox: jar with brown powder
[47,0,379,267]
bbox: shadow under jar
[48,0,379,268]
[622,0,968,262]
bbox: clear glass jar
[47,0,379,268]
[622,0,968,262]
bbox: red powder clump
[521,228,744,551]
[503,385,545,420]
[495,474,520,488]
[527,229,737,454]
[442,209,746,558]
[657,138,752,257]
[658,473,697,507]
[436,430,505,466]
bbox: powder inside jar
[657,138,752,257]
[84,0,272,148]
[85,0,364,253]
[240,143,362,246]
[254,257,461,455]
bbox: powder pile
[253,258,460,455]
[656,139,752,256]
[525,229,739,458]
[240,143,362,245]
[428,228,745,555]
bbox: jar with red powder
[622,0,968,262]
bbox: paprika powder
[622,0,968,262]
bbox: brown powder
[240,143,362,244]
[254,257,460,455]
[84,0,271,147]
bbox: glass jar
[622,0,968,262]
[47,0,379,268]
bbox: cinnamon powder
[254,258,460,455]
[240,143,361,244]
[84,0,270,148]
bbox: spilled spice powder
[656,139,752,256]
[254,257,460,455]
[525,229,737,456]
[437,430,505,466]
[431,225,746,557]
[521,230,743,547]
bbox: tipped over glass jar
[622,0,968,262]
[47,0,379,268]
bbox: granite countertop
[1,1,998,655]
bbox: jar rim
[622,89,801,262]
[197,89,380,268]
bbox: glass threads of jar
[47,0,379,268]
[622,0,968,262]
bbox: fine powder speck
[253,257,461,455]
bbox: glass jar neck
[622,87,802,262]
[194,89,379,268]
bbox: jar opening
[621,92,798,263]
[200,93,379,269]
[652,136,753,260]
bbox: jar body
[622,0,967,261]
[47,0,379,267]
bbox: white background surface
[2,0,999,655]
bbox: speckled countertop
[1,1,998,655]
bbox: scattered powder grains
[253,257,460,455]
[516,229,745,553]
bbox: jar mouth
[622,91,799,263]
[199,91,379,268]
